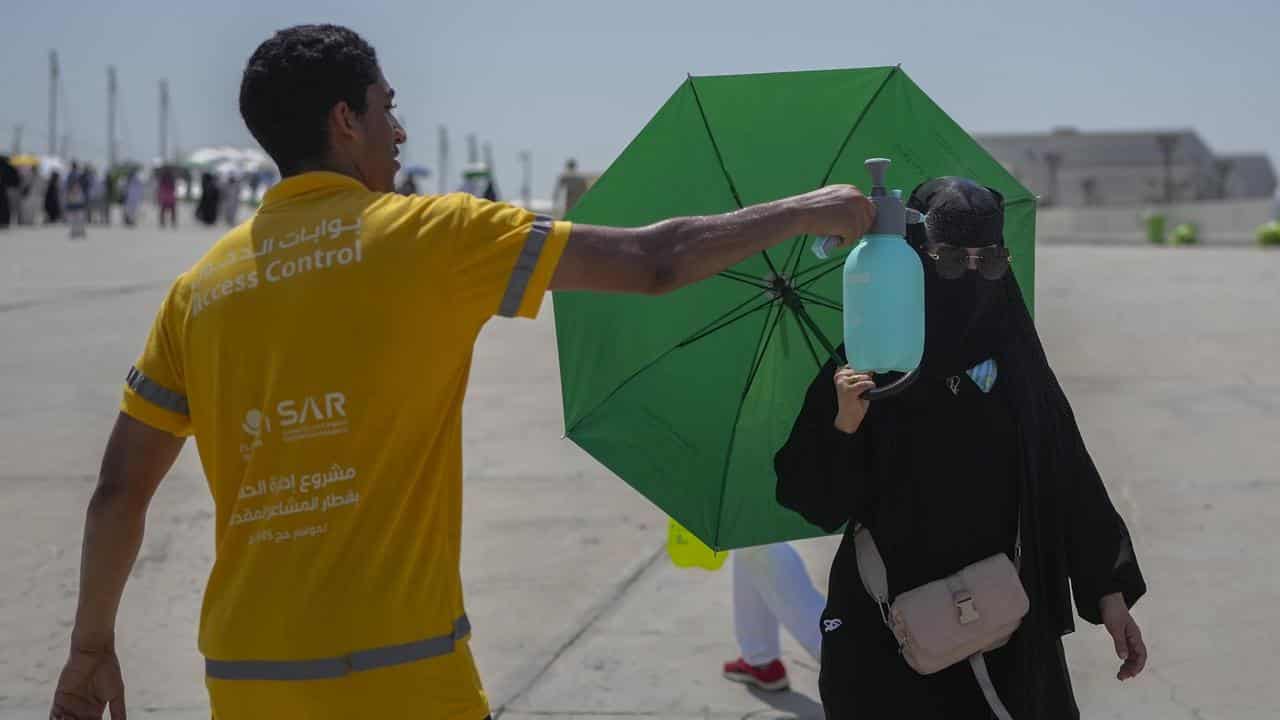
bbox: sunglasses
[924,243,1012,280]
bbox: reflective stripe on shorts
[205,614,471,681]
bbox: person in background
[101,171,116,226]
[722,542,826,692]
[553,157,590,219]
[196,172,220,226]
[221,173,242,226]
[87,166,109,225]
[18,166,41,225]
[0,155,19,229]
[66,163,89,239]
[122,170,144,226]
[157,169,178,228]
[44,170,63,224]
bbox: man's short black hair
[240,24,380,175]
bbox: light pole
[1155,133,1179,203]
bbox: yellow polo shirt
[120,172,570,719]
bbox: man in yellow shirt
[49,24,874,720]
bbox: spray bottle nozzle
[865,158,891,197]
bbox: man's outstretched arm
[550,185,874,295]
[51,413,185,720]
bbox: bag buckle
[955,592,980,625]
[877,598,892,627]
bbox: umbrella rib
[677,295,777,349]
[687,75,745,210]
[795,285,841,305]
[710,299,786,548]
[565,294,777,436]
[781,234,809,281]
[785,67,899,284]
[740,301,787,401]
[794,292,842,313]
[795,260,845,292]
[686,74,783,279]
[781,297,844,366]
[817,65,900,187]
[792,253,843,283]
[790,308,824,369]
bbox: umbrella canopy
[185,147,276,176]
[186,147,230,167]
[10,154,40,167]
[39,156,67,176]
[553,67,1037,550]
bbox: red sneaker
[722,657,790,692]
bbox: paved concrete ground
[2,223,1277,718]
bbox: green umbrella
[554,67,1036,550]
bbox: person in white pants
[723,542,825,692]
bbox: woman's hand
[833,366,875,434]
[1100,592,1147,681]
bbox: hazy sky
[3,0,1276,199]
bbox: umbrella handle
[864,367,919,401]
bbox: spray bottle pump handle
[865,158,891,195]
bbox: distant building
[552,158,599,218]
[975,128,1276,207]
[1219,153,1278,200]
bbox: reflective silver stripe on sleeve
[125,366,189,416]
[497,216,554,318]
[205,614,471,681]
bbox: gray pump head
[809,156,926,260]
[864,158,925,236]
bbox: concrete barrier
[1037,198,1278,246]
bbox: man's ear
[329,101,361,144]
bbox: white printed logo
[278,392,348,443]
[239,409,271,461]
[946,376,961,396]
[238,391,350,462]
[823,618,843,633]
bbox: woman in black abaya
[775,178,1148,719]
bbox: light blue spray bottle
[813,158,925,400]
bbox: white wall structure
[1036,198,1278,245]
[977,128,1276,208]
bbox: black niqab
[910,177,1011,377]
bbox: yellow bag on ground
[666,518,728,570]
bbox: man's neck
[289,155,365,186]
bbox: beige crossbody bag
[854,524,1029,720]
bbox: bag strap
[853,527,888,598]
[1014,511,1023,570]
[852,526,892,625]
[855,528,1019,719]
[970,653,1015,720]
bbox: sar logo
[240,409,272,461]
